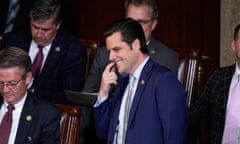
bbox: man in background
[2,0,87,104]
[0,0,77,35]
[189,24,240,143]
[0,47,60,144]
[83,0,179,93]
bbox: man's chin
[4,96,14,102]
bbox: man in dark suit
[189,24,240,143]
[2,0,87,104]
[0,47,61,144]
[94,18,187,144]
[83,0,178,93]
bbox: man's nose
[109,51,116,62]
[36,29,44,38]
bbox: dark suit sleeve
[62,39,87,92]
[40,104,61,144]
[188,69,220,124]
[156,72,187,144]
[93,100,111,139]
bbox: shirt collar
[132,56,150,80]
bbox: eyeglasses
[0,79,22,90]
[136,19,154,25]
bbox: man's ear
[25,72,33,85]
[231,40,236,52]
[56,20,62,30]
[151,19,158,31]
[132,39,141,51]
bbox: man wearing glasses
[2,0,87,105]
[0,47,61,144]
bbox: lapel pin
[55,46,61,52]
[150,50,156,54]
[26,115,32,121]
[141,80,145,85]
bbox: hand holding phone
[109,62,119,98]
[99,62,119,100]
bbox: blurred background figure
[189,24,240,143]
[1,0,87,105]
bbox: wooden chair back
[55,104,81,144]
[80,39,101,80]
[176,48,200,106]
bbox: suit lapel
[148,38,158,56]
[222,65,235,113]
[128,59,153,126]
[15,93,35,144]
[111,76,129,131]
[40,43,62,76]
[40,30,65,77]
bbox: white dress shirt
[29,40,51,71]
[225,62,240,142]
[0,93,27,144]
[28,41,51,87]
[114,57,149,144]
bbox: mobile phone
[109,63,119,98]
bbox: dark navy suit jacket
[94,59,187,144]
[2,28,87,104]
[0,92,61,144]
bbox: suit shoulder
[32,97,60,115]
[2,28,31,47]
[56,29,87,53]
[210,64,234,74]
[150,38,178,56]
[149,60,175,77]
[208,64,235,80]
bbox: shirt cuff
[93,95,108,107]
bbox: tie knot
[7,104,15,112]
[38,45,43,49]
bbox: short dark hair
[0,47,32,78]
[124,0,159,19]
[233,24,240,40]
[104,18,148,54]
[30,0,62,24]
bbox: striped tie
[122,75,136,144]
[4,0,20,33]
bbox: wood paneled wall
[72,0,219,79]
